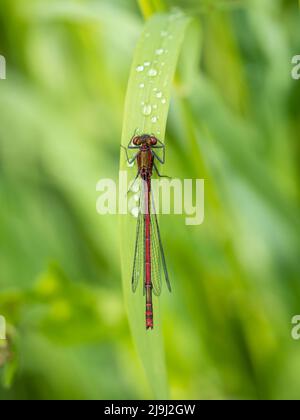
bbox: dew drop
[139,83,145,89]
[155,48,164,56]
[130,182,140,193]
[153,104,158,110]
[153,87,158,92]
[142,103,152,116]
[131,207,139,218]
[161,98,167,104]
[151,116,158,123]
[156,91,163,99]
[144,61,151,67]
[136,65,144,72]
[148,69,157,77]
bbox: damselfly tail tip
[146,318,153,330]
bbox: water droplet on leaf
[131,207,139,218]
[130,182,140,193]
[148,69,157,77]
[142,104,152,116]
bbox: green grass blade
[119,12,191,399]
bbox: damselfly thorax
[137,147,154,180]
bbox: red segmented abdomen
[146,303,153,329]
[145,178,153,329]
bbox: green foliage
[0,0,300,400]
[120,11,193,399]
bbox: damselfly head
[132,134,158,146]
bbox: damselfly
[122,134,171,329]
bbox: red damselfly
[122,134,171,329]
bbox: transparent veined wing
[150,192,171,295]
[131,208,144,293]
[150,213,162,296]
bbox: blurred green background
[0,0,300,400]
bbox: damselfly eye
[133,136,141,145]
[150,137,157,145]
